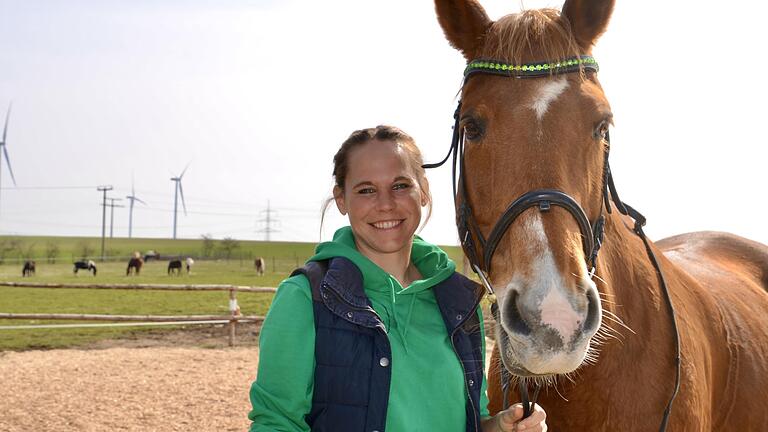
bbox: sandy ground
[0,326,495,432]
[0,327,260,432]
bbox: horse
[144,250,159,262]
[254,257,265,276]
[433,0,768,430]
[185,257,194,274]
[22,260,35,277]
[73,260,97,276]
[168,259,182,275]
[126,255,143,276]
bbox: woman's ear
[333,186,347,215]
[419,177,430,207]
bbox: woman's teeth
[373,220,402,229]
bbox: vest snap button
[468,379,474,387]
[456,314,463,321]
[379,357,390,367]
[321,292,328,300]
[346,312,353,319]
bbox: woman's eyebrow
[351,180,374,189]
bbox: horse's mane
[481,8,582,65]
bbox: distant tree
[45,242,60,264]
[219,237,240,260]
[201,234,215,258]
[77,241,95,260]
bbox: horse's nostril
[583,286,601,333]
[503,291,532,336]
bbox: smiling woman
[246,125,547,432]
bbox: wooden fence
[0,282,277,346]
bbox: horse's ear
[435,0,493,61]
[561,0,615,51]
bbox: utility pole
[97,185,113,261]
[106,198,124,238]
[256,200,279,241]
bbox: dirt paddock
[0,327,261,432]
[0,326,496,431]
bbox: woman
[248,126,547,431]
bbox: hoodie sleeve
[248,275,315,432]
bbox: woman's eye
[357,187,375,194]
[393,183,411,191]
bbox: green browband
[464,55,598,78]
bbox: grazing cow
[126,257,144,276]
[168,259,182,275]
[73,260,97,276]
[22,260,35,277]
[185,257,194,274]
[254,257,265,276]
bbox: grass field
[0,235,463,351]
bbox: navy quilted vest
[292,257,485,432]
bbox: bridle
[423,56,681,431]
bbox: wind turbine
[125,175,146,238]
[170,163,189,239]
[0,103,18,217]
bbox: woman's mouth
[371,219,404,230]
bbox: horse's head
[436,0,615,377]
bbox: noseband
[424,56,681,431]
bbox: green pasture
[0,235,463,351]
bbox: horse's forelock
[482,9,582,65]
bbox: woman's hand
[491,403,547,431]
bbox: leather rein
[423,56,681,431]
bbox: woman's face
[335,139,428,258]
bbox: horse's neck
[594,211,677,369]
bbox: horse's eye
[594,120,610,141]
[463,118,484,141]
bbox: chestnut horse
[433,0,768,430]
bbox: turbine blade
[131,172,135,196]
[179,161,191,179]
[135,197,147,205]
[178,181,187,215]
[2,103,11,144]
[3,146,17,186]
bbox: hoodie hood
[309,226,459,354]
[310,226,455,294]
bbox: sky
[0,0,766,246]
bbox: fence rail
[0,281,276,293]
[0,282,277,346]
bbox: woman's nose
[375,190,395,211]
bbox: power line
[0,185,101,190]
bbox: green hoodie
[248,226,489,432]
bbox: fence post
[228,289,239,347]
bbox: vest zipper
[451,328,480,432]
[450,290,484,432]
[323,281,391,432]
